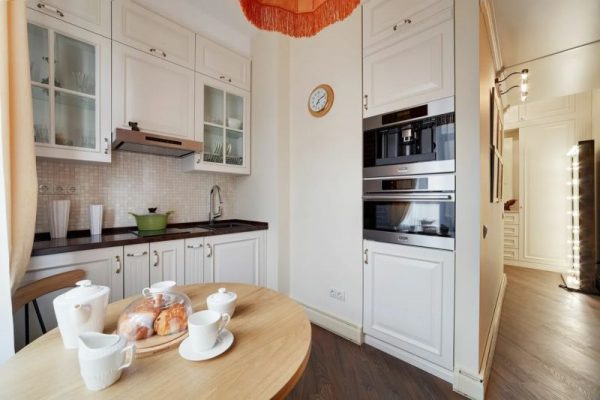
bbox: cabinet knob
[393,18,412,31]
[149,48,167,58]
[186,244,203,249]
[206,243,213,258]
[364,249,369,264]
[219,75,232,83]
[363,94,369,111]
[115,255,121,274]
[153,250,159,267]
[37,2,64,17]
[126,251,148,257]
[104,137,109,155]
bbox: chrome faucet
[209,185,223,224]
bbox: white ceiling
[490,0,600,105]
[135,0,257,56]
[492,0,600,68]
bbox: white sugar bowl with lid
[53,280,110,349]
[206,288,237,317]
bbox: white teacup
[188,310,231,353]
[78,332,134,391]
[142,280,176,296]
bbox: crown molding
[480,0,503,73]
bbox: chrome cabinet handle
[206,243,213,258]
[115,255,121,274]
[363,94,368,111]
[104,137,109,154]
[219,75,232,83]
[153,250,159,267]
[37,2,64,17]
[149,48,167,58]
[126,251,148,257]
[186,244,203,249]
[393,18,412,31]
[364,249,369,264]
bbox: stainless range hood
[112,128,203,158]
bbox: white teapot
[53,280,110,349]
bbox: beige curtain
[0,0,38,292]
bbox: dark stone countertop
[32,219,268,257]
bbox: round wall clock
[308,84,334,117]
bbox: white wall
[454,0,482,382]
[288,9,363,326]
[236,32,290,291]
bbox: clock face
[308,84,334,117]
[309,87,328,112]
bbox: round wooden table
[0,283,312,399]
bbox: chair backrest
[11,269,86,313]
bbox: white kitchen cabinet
[14,247,123,350]
[363,19,454,117]
[27,9,112,162]
[518,120,574,269]
[27,0,111,38]
[150,240,185,286]
[362,0,453,55]
[195,35,251,91]
[112,0,195,69]
[123,243,149,297]
[363,240,454,370]
[184,237,205,284]
[204,231,266,286]
[112,42,195,140]
[183,74,250,175]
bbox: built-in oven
[363,97,455,178]
[363,174,455,250]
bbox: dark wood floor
[288,266,600,400]
[486,265,600,400]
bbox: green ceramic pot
[129,208,173,231]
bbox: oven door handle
[363,193,455,202]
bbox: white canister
[78,332,134,391]
[89,205,103,236]
[48,199,70,239]
[206,288,237,317]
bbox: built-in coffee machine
[363,97,455,177]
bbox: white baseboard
[299,303,363,344]
[365,335,454,383]
[453,273,507,400]
[504,260,568,273]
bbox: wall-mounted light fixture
[495,69,529,102]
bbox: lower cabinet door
[363,240,454,369]
[15,247,124,350]
[150,240,185,286]
[124,243,150,297]
[204,231,266,285]
[184,237,205,284]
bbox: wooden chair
[12,269,86,345]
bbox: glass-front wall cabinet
[27,10,111,162]
[193,74,250,174]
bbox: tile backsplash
[35,152,238,233]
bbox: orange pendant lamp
[239,0,360,38]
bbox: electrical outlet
[329,288,345,302]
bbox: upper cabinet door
[112,42,195,139]
[112,0,195,69]
[27,0,111,37]
[195,35,251,91]
[28,9,112,162]
[362,0,452,55]
[363,19,454,117]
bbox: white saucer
[178,329,234,361]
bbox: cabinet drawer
[363,0,453,55]
[503,213,519,225]
[27,0,111,37]
[195,35,251,91]
[503,224,519,237]
[504,248,518,260]
[504,236,518,249]
[112,0,195,69]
